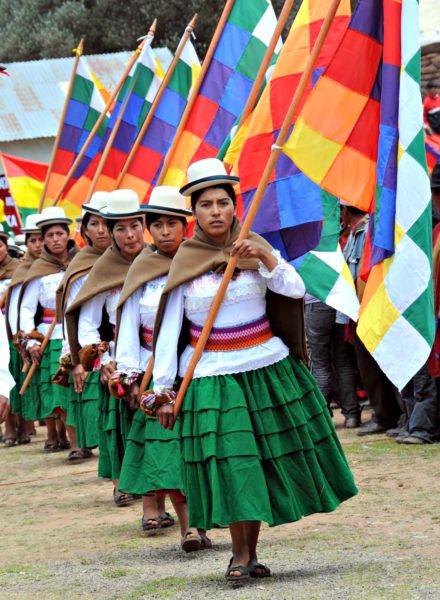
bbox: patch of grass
[0,563,52,582]
[123,574,219,600]
[102,567,130,578]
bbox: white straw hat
[21,213,43,233]
[179,158,239,197]
[15,233,26,246]
[82,191,111,215]
[100,189,144,219]
[0,223,10,241]
[144,186,192,218]
[37,206,72,228]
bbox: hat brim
[180,175,240,197]
[99,208,145,220]
[20,227,41,234]
[81,204,104,215]
[38,218,73,228]
[0,231,11,240]
[142,205,192,218]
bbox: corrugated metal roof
[0,48,172,142]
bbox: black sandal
[158,512,175,528]
[225,557,250,582]
[141,515,162,531]
[248,561,271,578]
[113,488,134,507]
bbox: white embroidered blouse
[20,272,64,341]
[78,286,122,363]
[7,284,21,336]
[60,274,87,357]
[153,255,305,393]
[116,275,168,374]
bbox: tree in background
[0,0,299,62]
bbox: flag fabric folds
[284,0,386,213]
[357,0,434,389]
[225,0,351,262]
[119,38,201,203]
[1,153,48,220]
[293,193,360,321]
[162,0,282,189]
[44,58,109,205]
[62,39,164,206]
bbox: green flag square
[229,0,269,34]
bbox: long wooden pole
[115,14,198,190]
[233,0,294,132]
[83,71,140,203]
[19,318,57,395]
[155,0,235,186]
[38,39,84,213]
[51,26,155,207]
[173,0,343,418]
[139,356,154,395]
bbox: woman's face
[43,225,69,256]
[112,218,144,261]
[85,214,112,252]
[26,233,43,258]
[149,215,186,257]
[0,238,7,263]
[193,187,235,242]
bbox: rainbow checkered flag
[44,56,109,219]
[285,0,434,389]
[119,37,201,202]
[162,0,281,189]
[357,0,434,389]
[62,38,164,204]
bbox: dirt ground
[0,408,439,600]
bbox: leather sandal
[113,488,134,507]
[248,561,271,578]
[141,515,161,531]
[181,529,202,553]
[225,557,250,582]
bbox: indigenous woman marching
[3,215,43,446]
[55,192,112,461]
[114,187,211,551]
[66,190,145,506]
[18,207,79,452]
[0,223,20,446]
[151,159,358,581]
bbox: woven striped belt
[41,308,56,324]
[140,326,153,351]
[190,316,273,352]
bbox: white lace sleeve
[259,250,305,299]
[20,279,40,346]
[0,312,14,399]
[78,291,107,347]
[116,288,143,373]
[153,286,185,393]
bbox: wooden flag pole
[155,0,235,185]
[38,39,84,213]
[139,356,154,395]
[115,14,198,190]
[51,21,157,207]
[83,71,140,203]
[19,318,57,395]
[233,0,294,132]
[173,0,343,418]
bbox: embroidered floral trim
[258,249,286,280]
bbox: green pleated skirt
[97,383,135,481]
[39,338,68,419]
[119,407,184,495]
[69,370,101,449]
[21,361,41,421]
[8,339,22,415]
[180,355,358,530]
